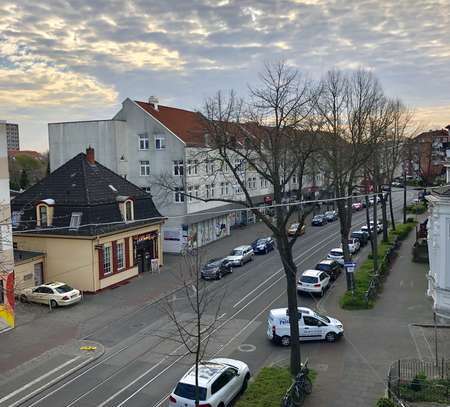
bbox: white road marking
[409,324,423,361]
[218,313,227,320]
[0,356,81,404]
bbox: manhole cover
[238,344,256,352]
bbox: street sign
[344,262,356,273]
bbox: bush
[376,397,395,407]
[392,222,416,240]
[235,367,316,407]
[406,203,427,214]
[410,372,427,392]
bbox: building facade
[49,98,326,253]
[0,121,20,151]
[12,148,164,292]
[0,121,15,330]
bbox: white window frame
[173,160,184,176]
[124,200,134,221]
[187,185,193,202]
[12,211,22,228]
[69,212,82,230]
[116,242,125,270]
[140,160,150,176]
[174,187,185,203]
[138,133,149,150]
[103,246,112,275]
[194,185,200,199]
[211,183,215,198]
[155,136,166,150]
[206,184,211,199]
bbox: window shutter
[98,246,104,279]
[124,237,130,269]
[112,241,118,273]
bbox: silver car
[226,245,254,266]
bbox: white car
[297,269,330,297]
[341,238,360,254]
[169,358,251,406]
[327,248,347,265]
[20,282,82,307]
[267,307,344,345]
[226,245,254,266]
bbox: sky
[1,0,449,152]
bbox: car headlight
[337,324,343,329]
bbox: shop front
[133,231,159,273]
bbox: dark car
[251,237,275,254]
[324,210,337,222]
[315,259,342,281]
[351,230,369,246]
[201,258,232,280]
[311,214,327,226]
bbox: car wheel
[50,299,58,309]
[229,267,233,274]
[217,272,222,280]
[325,332,337,342]
[20,294,28,303]
[265,248,268,254]
[240,373,250,394]
[281,336,291,347]
[320,288,325,297]
[240,260,243,267]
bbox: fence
[364,236,401,305]
[388,359,450,404]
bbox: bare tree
[314,69,383,290]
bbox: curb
[2,340,104,407]
[411,323,450,329]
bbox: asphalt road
[15,190,417,407]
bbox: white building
[49,98,324,253]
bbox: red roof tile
[135,100,207,146]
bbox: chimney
[148,96,159,111]
[86,146,95,164]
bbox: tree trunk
[403,171,407,224]
[380,188,388,242]
[389,186,396,231]
[336,196,352,290]
[365,195,374,253]
[372,193,378,273]
[277,235,301,375]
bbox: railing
[388,359,450,405]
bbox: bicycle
[281,360,313,407]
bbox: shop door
[34,262,43,285]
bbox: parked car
[361,220,382,234]
[251,237,275,254]
[297,269,331,297]
[315,259,342,281]
[267,306,344,346]
[324,210,337,222]
[226,245,254,266]
[352,202,363,211]
[351,230,369,246]
[20,282,82,307]
[201,258,233,280]
[392,181,404,188]
[311,214,327,226]
[169,358,250,406]
[327,248,347,265]
[341,238,360,254]
[287,223,305,237]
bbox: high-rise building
[0,121,20,151]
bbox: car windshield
[256,239,266,245]
[316,264,331,271]
[314,312,331,324]
[313,216,322,220]
[231,249,243,256]
[290,224,299,229]
[54,284,73,293]
[300,276,318,284]
[330,250,342,257]
[205,259,221,268]
[325,212,333,216]
[174,383,207,401]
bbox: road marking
[218,313,227,320]
[409,324,423,361]
[0,356,81,404]
[421,326,435,359]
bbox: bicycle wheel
[291,385,305,406]
[303,377,313,395]
[281,394,293,407]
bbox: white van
[267,307,344,346]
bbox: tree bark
[365,195,374,254]
[336,196,352,290]
[389,186,396,231]
[372,192,378,272]
[380,188,388,242]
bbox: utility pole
[403,167,407,224]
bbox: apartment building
[0,121,20,151]
[0,121,14,331]
[49,97,324,253]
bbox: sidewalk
[1,220,272,374]
[305,221,433,406]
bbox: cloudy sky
[1,0,449,151]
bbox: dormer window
[125,200,134,221]
[39,206,48,227]
[36,199,54,227]
[69,212,82,230]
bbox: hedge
[340,221,416,310]
[406,203,428,214]
[235,367,317,407]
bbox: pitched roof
[12,152,163,236]
[415,129,449,142]
[134,100,207,146]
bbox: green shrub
[410,372,427,392]
[406,203,427,214]
[235,367,316,407]
[376,397,395,407]
[392,223,415,240]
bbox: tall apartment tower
[0,121,20,151]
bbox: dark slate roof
[14,249,45,263]
[12,152,164,236]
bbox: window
[194,185,200,199]
[206,184,211,199]
[144,187,151,193]
[117,242,125,269]
[12,211,21,228]
[292,174,297,184]
[187,160,198,175]
[247,177,256,189]
[234,184,242,194]
[39,205,48,227]
[138,133,149,150]
[221,182,225,195]
[303,316,319,327]
[140,160,150,176]
[69,212,82,230]
[155,136,166,150]
[103,246,112,275]
[211,369,236,394]
[173,160,184,176]
[125,200,134,221]
[174,187,185,203]
[205,160,214,174]
[187,186,193,201]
